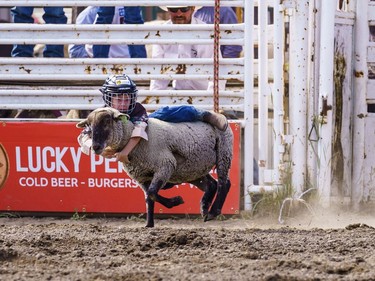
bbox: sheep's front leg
[148,179,184,207]
[207,178,231,221]
[144,178,167,228]
[147,179,164,202]
[147,164,175,202]
[155,194,184,208]
[146,164,175,227]
[145,191,183,227]
[145,196,155,227]
[140,183,156,227]
[190,175,217,218]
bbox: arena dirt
[1,209,375,281]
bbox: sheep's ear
[76,119,88,128]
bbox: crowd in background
[1,6,243,59]
[0,6,244,119]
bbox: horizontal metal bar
[0,71,244,80]
[0,57,244,65]
[0,0,245,7]
[0,23,245,45]
[0,57,246,80]
[0,57,248,80]
[0,24,275,45]
[0,0,275,9]
[0,58,273,81]
[0,38,244,45]
[0,23,244,31]
[334,11,355,25]
[0,74,244,81]
[246,185,278,193]
[0,95,243,103]
[0,86,248,111]
[0,89,245,98]
[0,103,245,111]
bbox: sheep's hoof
[200,202,210,218]
[204,208,222,221]
[203,213,215,222]
[145,223,154,228]
[200,208,208,218]
[201,210,208,219]
[173,196,184,206]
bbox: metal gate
[1,0,375,211]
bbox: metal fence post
[352,0,368,209]
[288,0,310,195]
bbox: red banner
[0,121,241,215]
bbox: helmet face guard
[100,74,138,114]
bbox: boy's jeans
[11,7,67,57]
[93,6,146,58]
[149,105,204,123]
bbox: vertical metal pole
[306,0,320,189]
[352,0,368,209]
[272,0,285,184]
[213,0,221,112]
[289,0,310,195]
[244,0,255,210]
[258,0,269,184]
[317,0,336,206]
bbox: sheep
[77,107,233,227]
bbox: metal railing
[0,0,275,113]
[0,0,280,205]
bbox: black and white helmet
[100,74,138,114]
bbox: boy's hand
[115,151,130,164]
[101,147,116,159]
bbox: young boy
[78,74,228,163]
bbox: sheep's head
[76,107,130,155]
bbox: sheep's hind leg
[190,175,217,219]
[206,178,231,221]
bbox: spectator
[150,6,226,91]
[92,7,146,58]
[10,8,66,118]
[69,6,146,58]
[194,6,242,58]
[10,7,67,57]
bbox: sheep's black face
[77,107,128,156]
[90,112,113,155]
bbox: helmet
[100,74,138,114]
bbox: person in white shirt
[150,6,226,91]
[68,6,146,58]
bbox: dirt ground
[1,209,375,281]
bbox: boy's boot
[202,111,228,131]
